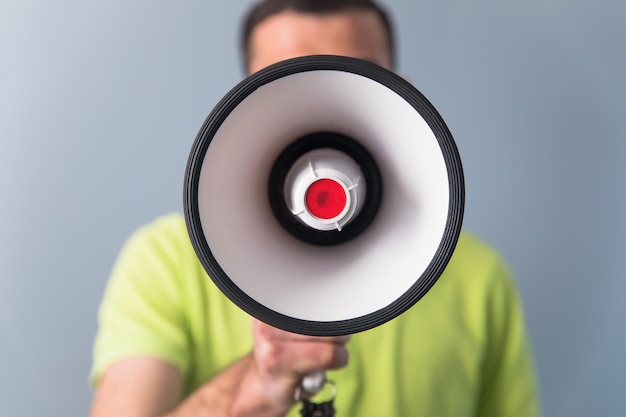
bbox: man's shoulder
[132,212,188,240]
[434,230,515,299]
[111,212,200,283]
[456,230,501,258]
[121,212,194,256]
[449,231,508,274]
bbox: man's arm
[88,320,350,417]
[89,356,183,417]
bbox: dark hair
[240,0,396,72]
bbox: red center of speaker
[305,179,347,220]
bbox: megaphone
[184,55,464,337]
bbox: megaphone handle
[299,371,326,398]
[298,372,337,417]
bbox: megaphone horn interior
[184,55,464,336]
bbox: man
[88,1,540,416]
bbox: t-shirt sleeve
[476,258,541,417]
[89,216,190,387]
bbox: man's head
[241,0,396,74]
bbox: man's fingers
[255,336,349,375]
[248,319,351,406]
[252,319,350,374]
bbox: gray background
[1,0,624,416]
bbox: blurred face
[247,9,392,74]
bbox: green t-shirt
[91,213,540,417]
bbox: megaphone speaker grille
[184,55,464,336]
[268,131,382,245]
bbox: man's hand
[245,319,350,407]
[175,319,350,416]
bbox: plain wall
[1,0,624,416]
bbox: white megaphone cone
[183,54,464,396]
